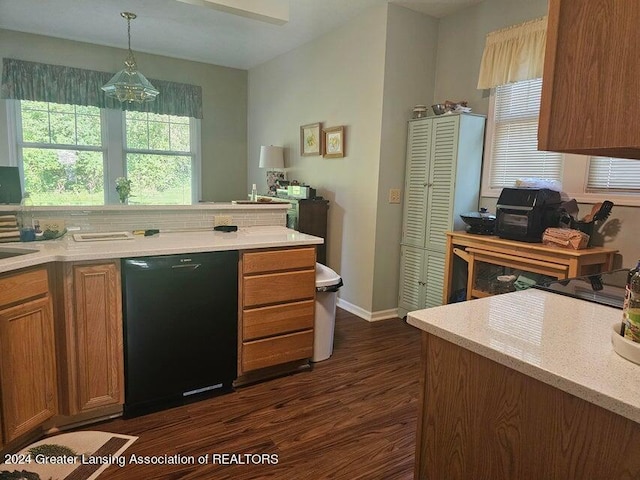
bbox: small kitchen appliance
[460,208,496,235]
[496,188,562,242]
[287,185,316,199]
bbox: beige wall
[248,5,439,317]
[247,5,389,313]
[372,5,439,312]
[0,28,247,202]
[433,0,548,115]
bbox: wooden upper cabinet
[55,261,124,415]
[539,0,640,158]
[0,268,57,443]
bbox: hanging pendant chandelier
[102,12,159,103]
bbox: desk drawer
[243,247,315,274]
[242,330,313,372]
[243,300,314,340]
[243,270,315,307]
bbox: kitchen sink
[0,247,39,259]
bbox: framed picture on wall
[300,122,322,156]
[323,126,344,158]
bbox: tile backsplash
[14,206,287,233]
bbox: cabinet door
[425,116,459,253]
[423,250,446,309]
[539,0,640,158]
[60,262,124,414]
[398,245,426,317]
[0,296,57,442]
[402,120,432,248]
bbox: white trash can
[313,262,343,362]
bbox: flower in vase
[115,177,132,203]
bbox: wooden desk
[444,231,617,303]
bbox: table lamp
[259,145,285,195]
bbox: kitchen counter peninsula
[0,226,323,274]
[407,289,640,480]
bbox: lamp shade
[259,145,284,168]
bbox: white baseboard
[336,298,400,322]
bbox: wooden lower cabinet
[55,261,124,415]
[239,247,316,379]
[416,333,640,479]
[0,268,57,444]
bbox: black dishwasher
[122,251,238,417]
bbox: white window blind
[588,157,640,192]
[489,78,562,188]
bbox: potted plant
[115,177,132,204]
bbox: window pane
[76,113,102,146]
[21,101,102,147]
[170,123,190,152]
[21,107,50,143]
[588,157,640,192]
[22,148,104,205]
[126,119,149,149]
[489,79,563,189]
[127,154,191,205]
[125,111,190,152]
[148,121,170,150]
[49,112,76,144]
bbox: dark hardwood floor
[84,308,421,479]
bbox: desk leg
[443,236,454,304]
[606,252,614,271]
[568,258,579,278]
[466,255,476,301]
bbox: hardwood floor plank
[79,310,421,479]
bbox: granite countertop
[0,226,323,274]
[407,289,640,424]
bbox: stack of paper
[0,215,20,242]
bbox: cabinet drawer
[242,330,313,372]
[243,270,315,307]
[0,268,48,308]
[243,247,316,274]
[243,300,314,340]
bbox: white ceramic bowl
[611,323,640,365]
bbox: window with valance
[1,58,203,205]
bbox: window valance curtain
[477,16,547,90]
[1,58,203,119]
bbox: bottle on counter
[250,183,257,202]
[18,192,36,242]
[622,261,640,342]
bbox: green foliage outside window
[19,101,194,205]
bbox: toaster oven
[496,188,562,242]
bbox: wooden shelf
[470,289,491,299]
[443,231,617,304]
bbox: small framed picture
[323,126,344,158]
[300,123,322,156]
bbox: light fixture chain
[127,15,132,52]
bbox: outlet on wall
[388,188,401,204]
[214,215,233,226]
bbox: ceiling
[0,0,483,70]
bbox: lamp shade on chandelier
[102,12,159,103]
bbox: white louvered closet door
[425,116,459,253]
[398,245,426,313]
[401,120,432,248]
[397,114,485,317]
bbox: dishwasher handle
[171,263,201,270]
